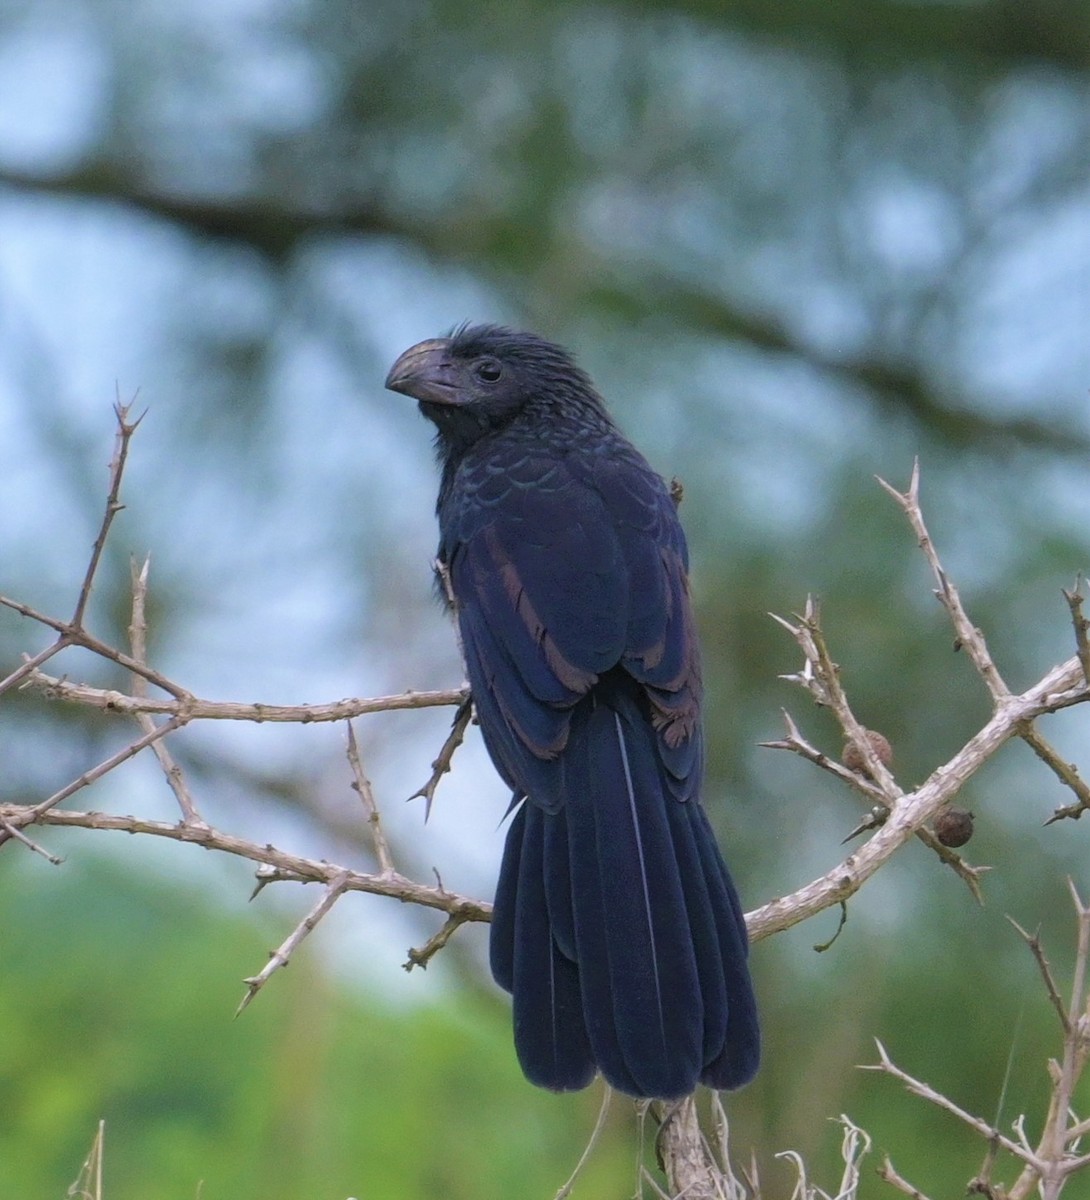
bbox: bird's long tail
[489,694,760,1099]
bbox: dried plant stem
[553,1086,613,1200]
[1034,722,1090,823]
[864,1040,1038,1167]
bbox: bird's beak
[384,338,464,406]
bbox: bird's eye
[474,358,503,383]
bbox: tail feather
[490,693,759,1098]
[502,803,596,1090]
[542,809,576,962]
[488,800,524,993]
[558,704,645,1096]
[664,797,730,1065]
[568,700,704,1098]
[692,806,761,1089]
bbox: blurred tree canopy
[0,0,1088,1196]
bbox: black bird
[386,325,759,1099]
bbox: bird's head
[385,324,605,457]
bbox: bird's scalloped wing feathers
[449,452,623,747]
[449,445,702,803]
[473,464,629,676]
[586,452,704,800]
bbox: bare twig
[876,462,1009,701]
[0,802,492,923]
[1062,579,1090,686]
[22,668,467,722]
[913,825,989,904]
[749,652,1085,941]
[1039,883,1090,1193]
[0,715,188,847]
[407,697,474,818]
[346,722,394,875]
[0,597,191,698]
[968,1135,1003,1200]
[237,871,351,1014]
[1007,916,1072,1036]
[128,557,204,826]
[71,402,143,630]
[0,641,71,698]
[759,709,887,804]
[1026,722,1090,824]
[862,1039,1041,1168]
[878,1156,934,1199]
[1,406,146,700]
[871,890,1090,1200]
[812,901,848,952]
[771,597,901,798]
[403,910,475,971]
[763,465,1090,929]
[0,816,63,865]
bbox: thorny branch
[0,802,491,924]
[16,668,468,724]
[72,400,144,630]
[127,556,204,827]
[1006,916,1070,1036]
[0,409,479,967]
[877,464,1090,828]
[1062,578,1090,686]
[877,460,1009,702]
[237,871,352,1014]
[347,721,395,876]
[769,597,901,795]
[877,1156,934,1200]
[869,886,1090,1200]
[761,463,1090,928]
[403,910,476,971]
[3,419,1090,1199]
[407,697,474,819]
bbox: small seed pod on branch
[842,729,893,776]
[934,808,975,848]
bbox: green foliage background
[0,0,1088,1195]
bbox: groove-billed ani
[386,325,759,1099]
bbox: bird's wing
[444,442,701,807]
[588,446,703,801]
